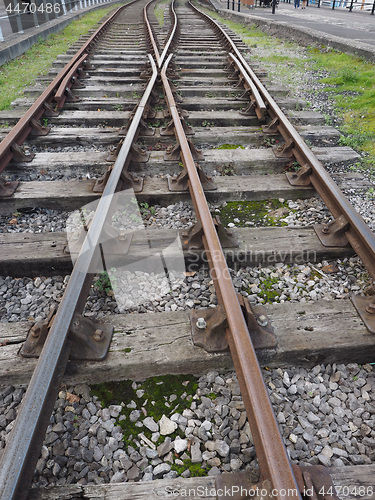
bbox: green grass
[0,4,122,110]
[197,3,375,166]
[154,0,170,27]
[309,49,375,156]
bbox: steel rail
[228,52,266,119]
[0,0,138,175]
[159,0,178,67]
[0,54,158,500]
[54,53,89,110]
[144,0,161,65]
[190,1,375,281]
[160,53,301,500]
[144,0,178,68]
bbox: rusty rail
[190,0,375,282]
[144,0,178,67]
[160,53,302,500]
[0,0,137,177]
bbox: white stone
[159,415,178,435]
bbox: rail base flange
[351,294,375,334]
[19,309,114,361]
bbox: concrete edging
[203,0,375,63]
[0,0,120,67]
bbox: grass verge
[196,3,375,171]
[0,3,122,110]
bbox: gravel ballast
[1,363,374,488]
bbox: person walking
[302,0,307,8]
[294,0,300,7]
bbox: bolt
[196,317,207,330]
[31,325,41,338]
[322,224,330,234]
[93,329,104,341]
[257,315,268,327]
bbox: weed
[95,268,117,294]
[139,202,156,217]
[202,120,215,128]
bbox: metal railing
[279,0,375,13]
[0,0,115,42]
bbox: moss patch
[216,144,245,150]
[91,375,199,448]
[171,459,208,477]
[217,199,290,227]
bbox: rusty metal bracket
[65,87,79,103]
[118,118,155,137]
[161,116,193,136]
[262,116,280,135]
[129,143,150,163]
[286,164,312,187]
[191,295,276,353]
[191,306,228,352]
[240,98,256,117]
[29,118,50,136]
[143,103,156,120]
[273,138,295,158]
[19,308,113,361]
[168,163,216,192]
[106,142,150,163]
[314,215,349,247]
[93,165,143,193]
[42,102,59,117]
[10,143,35,163]
[292,464,340,499]
[237,295,277,350]
[164,140,204,161]
[214,465,338,499]
[0,177,19,197]
[351,294,375,334]
[65,223,133,258]
[181,216,238,251]
[71,75,85,89]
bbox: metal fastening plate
[351,294,375,334]
[0,178,19,198]
[285,164,312,187]
[238,295,277,350]
[190,305,229,352]
[19,307,57,358]
[292,464,340,499]
[191,296,276,353]
[69,313,113,361]
[314,215,349,247]
[19,309,113,361]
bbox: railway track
[0,0,375,498]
